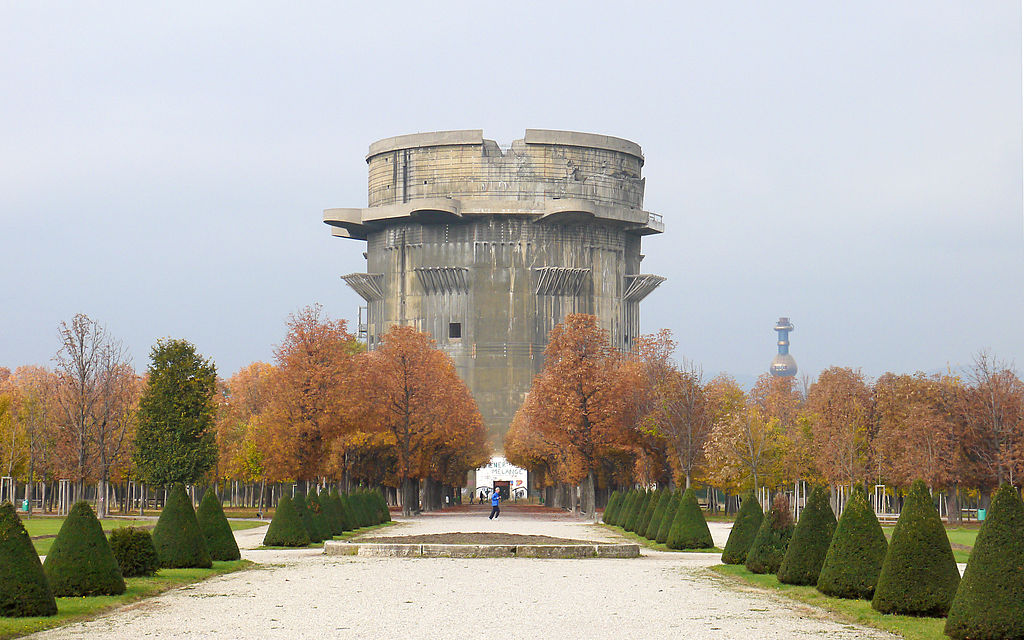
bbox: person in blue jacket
[488,488,501,519]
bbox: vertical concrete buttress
[324,129,665,448]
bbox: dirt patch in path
[355,532,596,545]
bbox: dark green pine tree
[745,494,794,574]
[602,491,622,524]
[655,491,680,544]
[666,488,714,550]
[872,480,960,616]
[777,485,837,585]
[43,501,126,596]
[292,493,321,542]
[816,485,887,599]
[721,491,763,564]
[134,339,218,485]
[262,494,310,547]
[0,501,57,616]
[196,489,240,561]
[644,490,674,540]
[307,492,333,541]
[151,484,212,568]
[945,484,1024,640]
[636,489,661,538]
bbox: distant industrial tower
[323,129,665,445]
[769,317,797,377]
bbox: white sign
[475,456,528,493]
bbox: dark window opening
[449,322,462,339]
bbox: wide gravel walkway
[30,505,895,640]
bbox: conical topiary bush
[375,491,391,523]
[655,491,680,544]
[624,491,650,533]
[152,484,212,568]
[43,500,125,596]
[339,493,357,531]
[816,485,887,599]
[0,501,57,617]
[108,526,159,577]
[307,492,332,541]
[262,494,310,547]
[636,489,661,537]
[644,490,674,540]
[777,485,837,585]
[320,489,343,536]
[871,480,960,616]
[666,488,714,550]
[613,490,637,527]
[745,494,794,574]
[722,491,763,564]
[292,493,321,542]
[196,489,240,561]
[945,483,1024,639]
[602,491,621,524]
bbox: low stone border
[323,541,640,559]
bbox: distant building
[769,317,797,377]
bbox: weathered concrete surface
[324,540,639,559]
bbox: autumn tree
[703,375,778,494]
[6,367,58,515]
[216,362,275,496]
[959,352,1024,489]
[806,367,873,487]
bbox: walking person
[488,488,501,519]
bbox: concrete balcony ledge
[323,540,640,559]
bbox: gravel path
[30,506,896,640]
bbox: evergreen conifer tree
[262,494,310,547]
[602,491,621,524]
[655,491,680,544]
[307,492,333,541]
[721,491,763,564]
[945,484,1024,639]
[43,500,126,596]
[644,490,673,539]
[375,491,391,523]
[292,493,321,542]
[666,488,715,550]
[872,480,960,616]
[320,489,343,536]
[745,494,794,574]
[624,491,650,532]
[338,493,358,531]
[816,485,887,599]
[613,490,637,527]
[777,486,837,585]
[636,489,661,537]
[196,489,240,561]
[152,484,212,568]
[0,501,57,617]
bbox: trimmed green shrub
[655,492,680,544]
[721,491,763,564]
[108,527,159,577]
[872,480,960,616]
[292,493,321,542]
[262,494,310,547]
[945,483,1024,639]
[745,494,794,574]
[624,491,650,532]
[196,490,240,561]
[602,490,621,524]
[644,490,673,539]
[152,484,212,569]
[339,493,358,531]
[636,489,661,537]
[777,486,837,585]
[375,491,391,523]
[307,492,333,541]
[666,488,714,550]
[320,489,343,536]
[43,500,126,596]
[816,485,887,599]
[613,490,637,527]
[0,501,57,617]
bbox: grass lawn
[881,526,977,563]
[26,516,266,555]
[599,524,723,553]
[712,564,947,640]
[0,560,252,640]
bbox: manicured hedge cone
[262,494,310,547]
[292,493,321,542]
[339,494,357,531]
[945,484,1024,640]
[644,490,674,540]
[777,485,837,585]
[721,491,763,564]
[0,501,57,617]
[871,480,959,616]
[636,489,661,537]
[108,526,159,577]
[655,492,680,544]
[816,485,887,599]
[602,490,622,524]
[745,494,794,574]
[624,491,651,533]
[152,484,212,569]
[197,490,240,561]
[321,489,343,536]
[614,490,637,527]
[666,488,714,550]
[307,492,332,541]
[43,500,126,596]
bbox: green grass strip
[600,524,722,553]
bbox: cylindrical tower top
[770,316,797,377]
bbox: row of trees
[506,314,1024,519]
[0,306,490,517]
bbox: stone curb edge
[323,541,640,559]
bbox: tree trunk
[945,485,961,524]
[401,477,419,516]
[582,472,598,521]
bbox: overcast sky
[1,2,1021,385]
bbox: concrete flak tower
[769,316,797,377]
[323,129,665,446]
